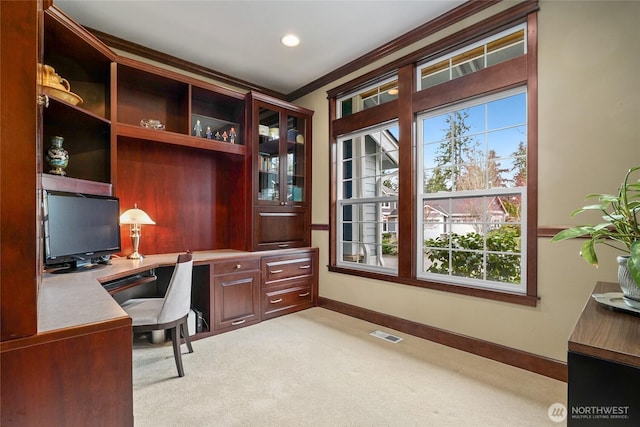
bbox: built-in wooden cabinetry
[42,8,114,183]
[262,248,318,320]
[113,57,249,254]
[1,3,316,426]
[248,92,313,251]
[212,256,262,331]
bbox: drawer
[263,254,313,283]
[214,258,260,276]
[262,284,312,319]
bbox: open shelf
[115,123,246,156]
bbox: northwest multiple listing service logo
[548,403,632,423]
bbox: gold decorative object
[37,63,83,106]
[119,204,156,260]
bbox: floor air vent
[370,330,403,343]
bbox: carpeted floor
[132,307,567,426]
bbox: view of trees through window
[419,90,527,290]
[330,17,536,299]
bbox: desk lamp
[119,203,155,260]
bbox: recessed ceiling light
[281,34,300,47]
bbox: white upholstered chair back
[157,253,193,325]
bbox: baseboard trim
[318,297,567,382]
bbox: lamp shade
[119,204,155,225]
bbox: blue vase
[46,136,69,176]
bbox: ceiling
[54,0,465,96]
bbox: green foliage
[382,232,398,256]
[424,226,521,284]
[551,166,640,285]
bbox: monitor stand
[48,259,106,274]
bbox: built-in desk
[1,248,318,427]
[567,281,640,426]
[38,250,247,332]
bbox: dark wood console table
[567,281,640,426]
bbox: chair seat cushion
[121,298,164,326]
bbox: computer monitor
[43,190,121,273]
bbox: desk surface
[38,250,251,334]
[568,281,640,368]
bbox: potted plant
[551,166,640,308]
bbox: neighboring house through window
[329,7,538,305]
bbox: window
[337,122,399,273]
[417,89,527,293]
[329,8,537,304]
[337,76,399,118]
[417,25,526,91]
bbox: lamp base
[127,251,144,260]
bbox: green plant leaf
[580,239,598,266]
[551,227,594,241]
[629,258,640,288]
[630,241,640,286]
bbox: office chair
[121,252,194,377]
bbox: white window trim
[337,123,399,274]
[415,88,527,294]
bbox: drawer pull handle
[278,244,289,248]
[299,265,311,269]
[270,298,283,304]
[270,269,284,274]
[235,264,241,269]
[231,319,246,326]
[298,292,310,297]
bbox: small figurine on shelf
[229,127,237,144]
[222,131,228,142]
[206,126,212,139]
[214,131,221,140]
[193,119,203,137]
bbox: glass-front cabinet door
[250,92,313,251]
[256,105,307,206]
[257,106,281,202]
[286,114,305,204]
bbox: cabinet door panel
[213,271,260,330]
[254,208,308,250]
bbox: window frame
[336,122,400,275]
[416,87,528,294]
[328,7,538,306]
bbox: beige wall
[296,0,640,362]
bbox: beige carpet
[132,308,567,426]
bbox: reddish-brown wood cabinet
[261,248,319,320]
[1,3,316,426]
[212,256,262,331]
[2,4,134,426]
[248,92,313,251]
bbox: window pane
[420,91,527,195]
[339,201,398,272]
[487,126,526,159]
[338,121,399,273]
[418,94,526,288]
[452,46,485,79]
[417,25,526,92]
[488,93,526,129]
[338,77,398,117]
[420,193,523,286]
[486,29,525,67]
